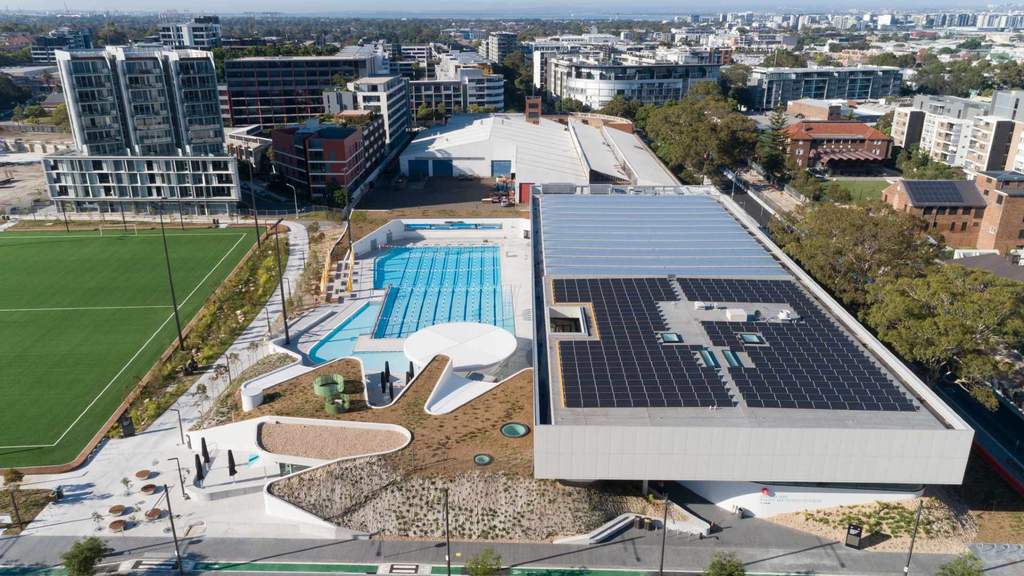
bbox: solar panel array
[903,180,982,207]
[677,278,917,412]
[553,278,735,409]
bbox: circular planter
[473,454,493,466]
[500,422,530,438]
[108,504,126,516]
[108,519,126,532]
[134,469,151,480]
[145,508,163,521]
[141,484,157,495]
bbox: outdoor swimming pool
[373,245,514,338]
[309,302,408,374]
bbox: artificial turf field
[0,227,256,468]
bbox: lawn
[828,178,892,203]
[0,228,256,468]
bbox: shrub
[465,548,501,576]
[937,553,983,576]
[705,552,746,576]
[62,537,110,576]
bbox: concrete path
[11,222,310,541]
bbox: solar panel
[554,277,736,409]
[903,181,973,205]
[677,278,917,413]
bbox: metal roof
[539,194,787,278]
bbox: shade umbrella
[380,371,386,394]
[201,437,210,464]
[388,380,394,401]
[408,361,415,380]
[384,361,391,386]
[194,453,205,484]
[227,450,237,478]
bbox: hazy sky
[21,0,998,16]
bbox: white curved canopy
[403,322,517,371]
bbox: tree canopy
[61,537,109,576]
[644,81,756,182]
[755,107,788,181]
[465,548,501,576]
[704,552,746,576]
[936,553,984,576]
[599,95,642,121]
[759,50,807,68]
[896,146,965,180]
[770,202,939,311]
[865,265,1024,393]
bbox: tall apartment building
[545,48,727,110]
[322,75,411,149]
[436,52,504,112]
[409,79,464,116]
[963,116,1022,174]
[224,49,388,127]
[271,115,385,200]
[31,27,91,64]
[159,16,222,49]
[43,47,238,215]
[746,65,902,110]
[478,31,519,64]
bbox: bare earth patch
[258,422,407,460]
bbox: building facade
[747,65,902,110]
[224,53,387,127]
[784,121,892,173]
[409,80,465,117]
[43,46,237,214]
[436,52,504,112]
[322,75,411,149]
[159,16,222,49]
[31,27,91,64]
[271,115,384,200]
[478,31,519,63]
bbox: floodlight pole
[284,182,299,219]
[162,485,185,576]
[59,200,69,233]
[159,204,186,351]
[249,161,261,248]
[272,223,290,345]
[903,499,924,575]
[658,496,670,576]
[443,488,451,576]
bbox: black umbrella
[201,437,210,464]
[384,361,391,386]
[227,450,237,477]
[388,379,394,400]
[408,361,415,380]
[380,371,386,394]
[194,453,205,484]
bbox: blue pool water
[373,245,514,339]
[309,303,409,373]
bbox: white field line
[0,232,247,240]
[0,305,172,313]
[0,233,249,450]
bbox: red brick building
[882,171,1024,254]
[271,114,385,200]
[784,121,892,174]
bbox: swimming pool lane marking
[0,233,249,450]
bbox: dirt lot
[0,162,49,215]
[258,421,408,460]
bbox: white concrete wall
[682,480,921,518]
[352,218,531,257]
[533,424,974,485]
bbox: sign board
[845,523,863,550]
[118,413,136,438]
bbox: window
[937,207,947,215]
[961,222,968,232]
[997,195,1005,205]
[1018,229,1024,240]
[962,207,972,215]
[950,222,956,231]
[923,207,933,215]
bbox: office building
[545,48,727,110]
[746,65,902,110]
[224,50,388,127]
[42,46,238,215]
[271,115,385,200]
[322,75,411,149]
[478,31,519,64]
[159,16,222,49]
[31,27,91,64]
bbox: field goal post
[98,223,139,237]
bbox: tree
[896,146,965,180]
[760,50,807,68]
[331,185,349,210]
[704,551,746,576]
[755,107,788,181]
[874,111,894,136]
[331,74,352,90]
[51,103,70,131]
[643,82,757,181]
[465,548,501,576]
[61,537,110,576]
[936,552,984,576]
[600,95,640,120]
[554,97,587,113]
[865,266,1024,396]
[720,63,752,102]
[770,202,939,311]
[416,103,435,123]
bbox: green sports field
[0,227,256,468]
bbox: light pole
[272,224,291,345]
[59,199,70,233]
[903,499,924,575]
[161,485,185,576]
[159,203,186,351]
[248,161,261,249]
[443,488,451,576]
[167,457,188,500]
[167,408,184,445]
[284,182,299,219]
[658,496,670,576]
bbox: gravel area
[258,422,406,460]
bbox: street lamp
[284,182,299,219]
[443,488,451,576]
[166,457,188,500]
[159,203,186,351]
[167,408,184,445]
[247,160,261,249]
[158,485,185,576]
[272,224,291,345]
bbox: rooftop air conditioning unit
[694,301,711,310]
[726,308,748,321]
[778,309,800,321]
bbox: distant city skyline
[3,0,1005,17]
